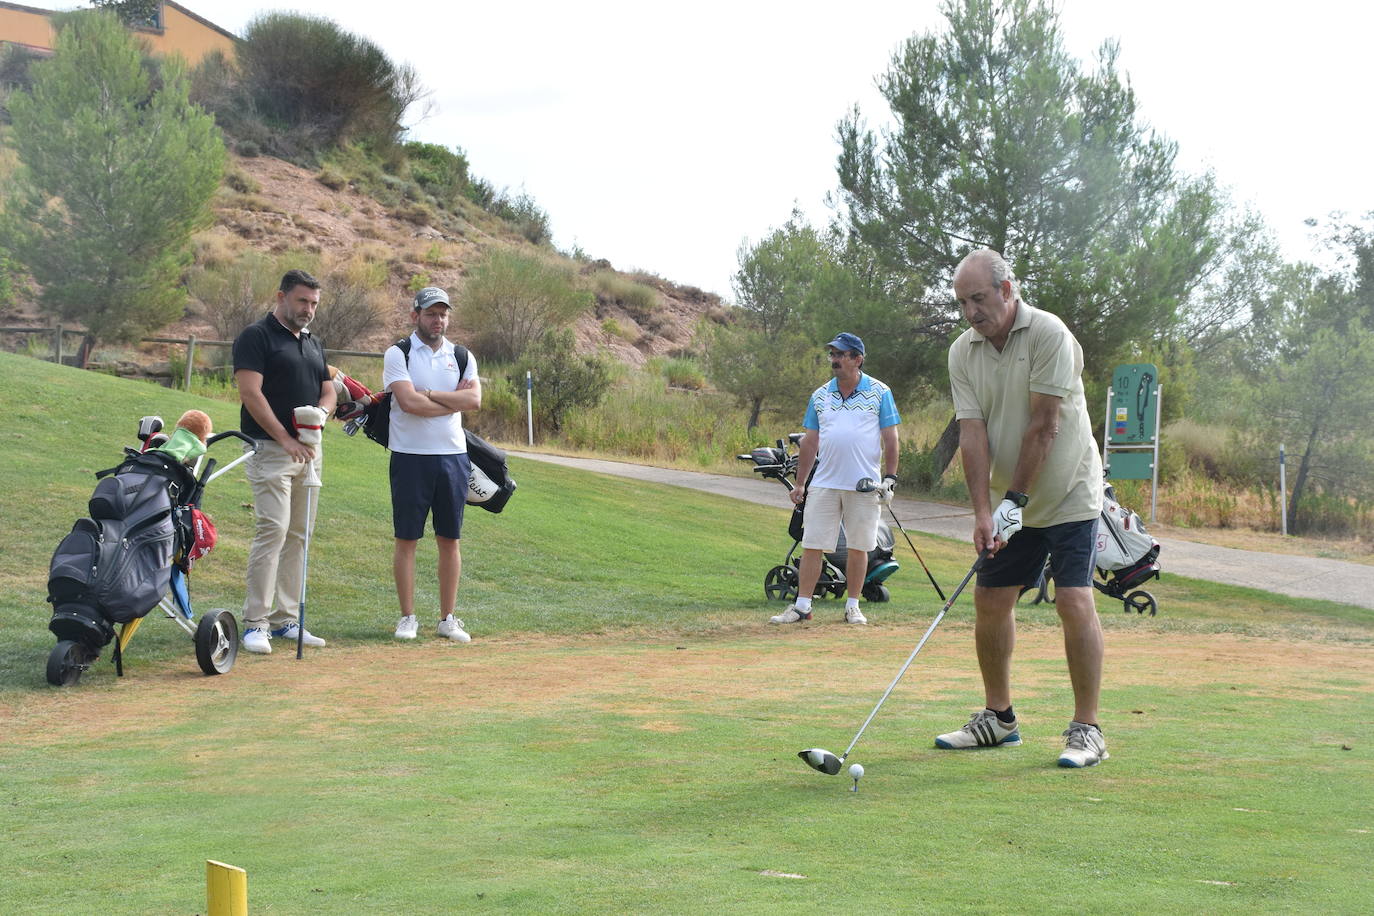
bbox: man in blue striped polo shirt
[770,332,901,625]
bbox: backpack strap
[396,336,468,375]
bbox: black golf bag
[739,435,899,603]
[464,429,517,514]
[47,449,196,650]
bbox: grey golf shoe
[1058,722,1109,767]
[934,708,1022,749]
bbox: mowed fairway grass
[1,351,1372,914]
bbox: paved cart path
[511,451,1374,611]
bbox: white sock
[846,597,860,611]
[795,596,813,612]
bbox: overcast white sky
[27,1,1374,297]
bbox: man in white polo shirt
[769,332,901,626]
[937,249,1108,768]
[383,286,482,643]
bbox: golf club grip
[840,549,990,761]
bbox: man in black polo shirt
[232,269,336,654]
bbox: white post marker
[1279,444,1287,537]
[526,370,534,446]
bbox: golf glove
[293,405,328,446]
[877,474,897,505]
[992,498,1023,544]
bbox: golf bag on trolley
[1023,478,1162,615]
[44,416,250,686]
[737,434,899,603]
[47,449,197,651]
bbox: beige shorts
[801,487,880,552]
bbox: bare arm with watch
[962,391,1062,554]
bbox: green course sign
[1107,363,1158,446]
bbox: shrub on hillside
[462,250,593,362]
[191,13,425,162]
[514,328,610,433]
[404,141,476,208]
[309,269,385,349]
[488,188,552,245]
[187,251,284,340]
[590,270,658,318]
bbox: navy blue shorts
[389,452,471,541]
[977,518,1097,589]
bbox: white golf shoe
[242,627,272,654]
[394,615,419,640]
[934,708,1022,749]
[1058,722,1109,768]
[845,606,868,625]
[437,615,471,643]
[769,604,812,624]
[272,623,326,647]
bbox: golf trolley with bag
[44,415,258,686]
[1022,477,1162,615]
[737,433,899,603]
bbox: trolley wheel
[46,640,95,687]
[195,609,239,676]
[862,583,891,603]
[1124,591,1157,616]
[764,565,799,602]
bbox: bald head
[953,249,1019,347]
[954,249,1016,294]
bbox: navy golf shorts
[389,451,471,541]
[977,517,1098,589]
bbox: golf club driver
[798,548,990,775]
[856,477,946,601]
[296,458,322,660]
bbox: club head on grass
[798,747,842,775]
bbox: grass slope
[1,351,1372,913]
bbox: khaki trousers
[242,440,323,630]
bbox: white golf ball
[849,763,864,779]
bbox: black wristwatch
[1004,490,1029,508]
[883,474,898,483]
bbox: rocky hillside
[197,155,726,363]
[3,153,728,370]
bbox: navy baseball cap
[825,332,865,355]
[413,286,451,310]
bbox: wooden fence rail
[1,325,387,390]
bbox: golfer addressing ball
[769,332,900,626]
[938,249,1108,767]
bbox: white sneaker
[272,623,326,647]
[845,606,868,625]
[242,627,272,654]
[934,708,1022,749]
[394,615,419,640]
[769,604,812,624]
[437,615,471,643]
[1058,722,1109,768]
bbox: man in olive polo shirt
[937,249,1108,768]
[232,269,336,655]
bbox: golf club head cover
[333,398,368,422]
[878,474,897,504]
[992,497,1023,544]
[328,366,375,419]
[175,409,213,443]
[293,405,327,445]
